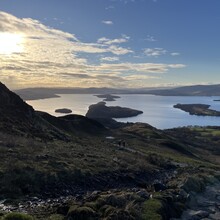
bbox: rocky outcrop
[86,102,143,119]
[95,94,121,102]
[55,108,72,114]
[174,103,220,116]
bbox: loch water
[27,94,220,129]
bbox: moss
[84,201,99,211]
[142,198,162,220]
[67,206,97,220]
[46,214,64,220]
[182,176,206,193]
[101,205,116,217]
[2,213,34,220]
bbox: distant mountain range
[15,84,220,100]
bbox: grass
[0,123,220,219]
[1,213,34,220]
[142,198,163,220]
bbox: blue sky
[0,0,219,88]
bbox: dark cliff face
[0,82,34,118]
[0,82,106,137]
[0,82,36,135]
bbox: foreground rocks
[172,176,220,220]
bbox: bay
[27,94,220,129]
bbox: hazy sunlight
[0,32,24,55]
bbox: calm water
[27,94,220,129]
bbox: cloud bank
[0,11,185,89]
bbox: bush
[142,199,162,220]
[3,212,34,220]
[46,214,64,220]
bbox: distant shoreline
[14,84,220,101]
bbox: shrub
[3,212,34,220]
[142,199,162,220]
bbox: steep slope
[0,82,105,138]
[0,82,35,135]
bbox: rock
[153,183,167,192]
[67,206,98,220]
[209,212,220,220]
[56,204,70,215]
[95,94,121,102]
[179,189,189,200]
[55,108,72,114]
[136,190,150,199]
[86,191,101,201]
[181,209,209,220]
[86,102,143,119]
[181,176,205,193]
[107,209,134,220]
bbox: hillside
[15,84,220,101]
[147,84,220,96]
[0,82,220,219]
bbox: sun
[0,32,24,55]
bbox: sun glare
[0,32,24,55]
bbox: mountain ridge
[14,84,220,100]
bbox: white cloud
[0,11,186,89]
[100,57,119,62]
[106,6,115,10]
[144,48,167,57]
[91,62,185,74]
[102,20,113,25]
[171,52,180,56]
[108,45,133,55]
[145,35,157,42]
[97,35,130,45]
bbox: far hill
[147,84,220,96]
[15,84,220,100]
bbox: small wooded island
[55,108,72,114]
[95,94,121,101]
[86,101,143,118]
[174,103,220,116]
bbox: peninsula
[86,101,143,119]
[174,103,220,116]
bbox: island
[94,94,121,101]
[86,101,143,119]
[214,99,220,101]
[173,103,220,116]
[55,108,72,114]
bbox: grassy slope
[0,110,220,219]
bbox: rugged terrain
[0,82,220,220]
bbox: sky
[0,0,219,89]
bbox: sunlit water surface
[27,94,220,129]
